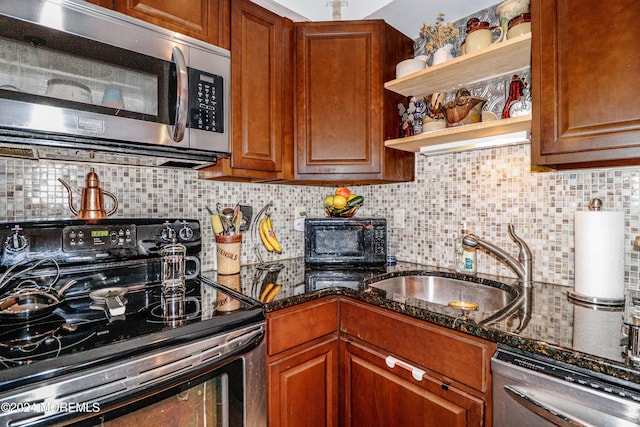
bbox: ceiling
[250,0,500,38]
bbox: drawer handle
[385,355,425,381]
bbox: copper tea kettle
[58,168,118,221]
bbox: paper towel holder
[588,198,602,211]
[568,197,625,307]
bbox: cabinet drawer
[340,299,495,392]
[267,297,339,357]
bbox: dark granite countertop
[202,258,640,385]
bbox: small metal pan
[0,280,78,320]
[89,287,128,317]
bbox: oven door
[0,323,266,427]
[87,337,266,427]
[304,223,367,265]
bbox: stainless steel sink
[369,275,517,312]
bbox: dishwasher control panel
[494,349,640,403]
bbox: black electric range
[0,219,264,396]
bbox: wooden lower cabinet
[266,297,339,426]
[268,338,339,427]
[341,339,484,427]
[266,297,495,427]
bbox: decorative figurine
[502,75,528,118]
[441,88,487,127]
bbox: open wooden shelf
[384,33,532,98]
[383,33,532,153]
[385,115,532,153]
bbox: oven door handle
[504,385,594,427]
[171,45,188,142]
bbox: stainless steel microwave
[304,218,387,265]
[0,0,230,164]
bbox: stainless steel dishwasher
[492,348,640,426]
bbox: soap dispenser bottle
[454,223,477,274]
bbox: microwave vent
[0,144,38,159]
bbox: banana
[259,282,275,302]
[265,215,282,253]
[264,284,282,302]
[259,217,275,252]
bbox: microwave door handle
[171,46,188,142]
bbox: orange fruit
[335,187,350,199]
[333,195,347,209]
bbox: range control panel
[63,224,137,251]
[0,219,201,268]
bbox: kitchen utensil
[89,287,128,317]
[0,279,78,320]
[234,210,243,235]
[58,168,118,221]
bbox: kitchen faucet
[462,224,533,287]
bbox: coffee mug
[465,26,504,53]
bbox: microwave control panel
[373,226,386,255]
[189,68,224,133]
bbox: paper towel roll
[574,211,625,300]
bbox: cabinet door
[199,0,293,181]
[532,0,640,167]
[341,339,484,427]
[112,0,230,48]
[268,339,339,427]
[229,1,289,175]
[296,22,379,176]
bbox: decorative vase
[432,47,452,66]
[496,0,530,41]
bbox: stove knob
[4,225,28,252]
[179,222,194,241]
[161,225,177,242]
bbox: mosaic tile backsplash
[2,143,640,292]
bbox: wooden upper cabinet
[111,0,230,49]
[532,0,640,168]
[294,21,415,184]
[199,0,293,182]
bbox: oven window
[0,35,158,116]
[314,228,363,256]
[0,14,170,123]
[94,359,243,427]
